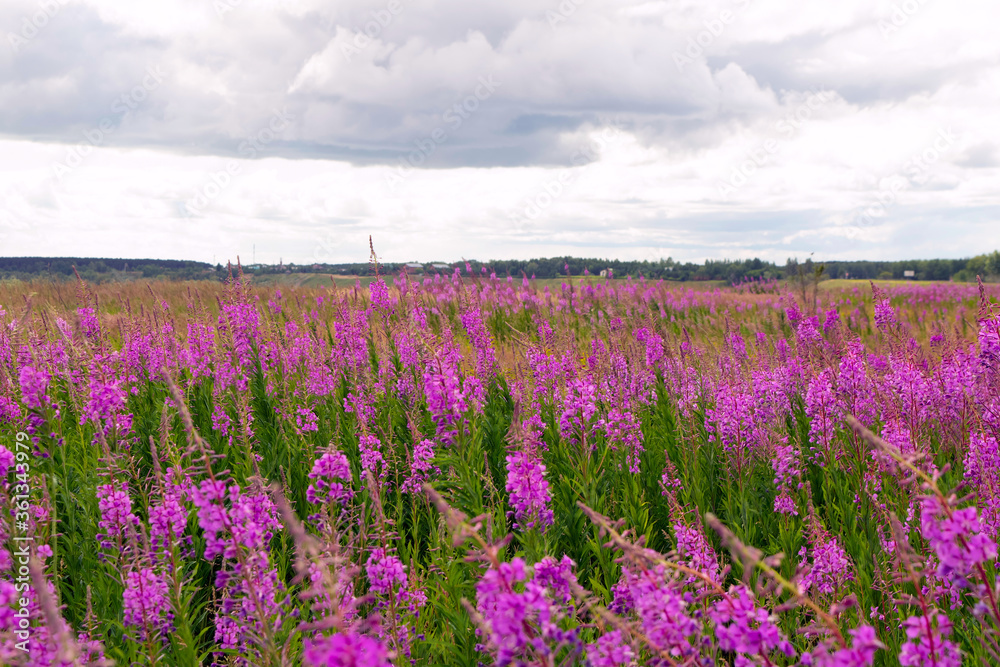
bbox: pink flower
[303,632,392,667]
[505,449,554,531]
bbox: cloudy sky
[1,0,998,265]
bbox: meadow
[0,268,998,666]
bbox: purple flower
[559,377,598,445]
[0,446,14,479]
[80,379,129,428]
[358,434,386,482]
[673,521,721,584]
[78,306,100,338]
[96,482,139,546]
[919,495,997,587]
[709,586,794,659]
[475,558,571,666]
[587,629,634,667]
[307,450,354,506]
[369,278,391,312]
[365,548,407,597]
[963,432,1000,541]
[874,297,898,332]
[533,555,578,605]
[772,443,801,516]
[296,407,319,432]
[505,449,554,531]
[18,365,50,410]
[302,632,392,667]
[797,534,853,597]
[608,576,633,615]
[624,566,700,657]
[805,369,838,455]
[461,306,498,379]
[149,489,188,552]
[898,612,961,667]
[801,624,883,667]
[423,340,469,445]
[599,407,645,474]
[122,567,172,640]
[401,439,438,494]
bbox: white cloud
[1,0,999,264]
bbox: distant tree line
[0,257,218,283]
[2,251,999,283]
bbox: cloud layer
[2,0,999,264]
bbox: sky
[1,0,999,266]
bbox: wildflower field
[1,269,999,667]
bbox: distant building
[431,263,451,270]
[599,269,608,277]
[903,270,915,278]
[404,262,424,273]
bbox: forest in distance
[1,250,999,284]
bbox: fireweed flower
[800,624,882,667]
[706,381,760,459]
[401,439,438,494]
[78,306,100,338]
[307,450,354,506]
[302,632,392,667]
[609,576,634,615]
[797,534,853,598]
[358,434,387,482]
[805,369,838,459]
[369,278,391,313]
[214,558,286,659]
[96,482,139,548]
[919,495,997,588]
[559,377,598,446]
[963,431,1000,540]
[505,449,554,531]
[898,612,962,667]
[422,339,469,445]
[366,548,407,598]
[0,445,13,478]
[296,407,319,432]
[122,567,172,640]
[460,306,498,379]
[873,296,898,333]
[148,487,189,554]
[673,521,721,584]
[709,586,794,660]
[532,555,578,605]
[586,630,634,667]
[599,406,645,474]
[475,558,576,666]
[624,566,700,658]
[772,443,801,515]
[18,364,51,410]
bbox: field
[0,270,999,666]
